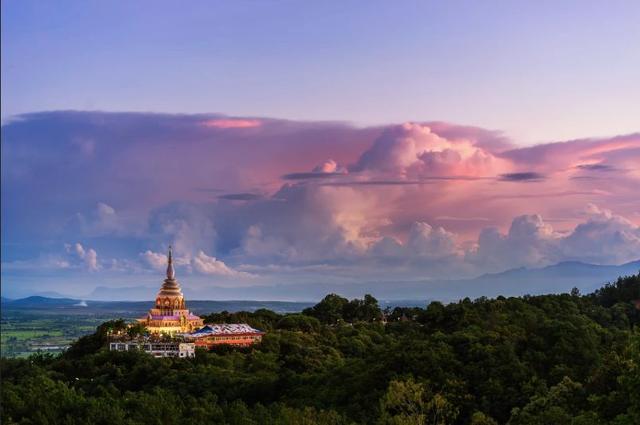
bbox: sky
[1,1,639,300]
[3,1,640,143]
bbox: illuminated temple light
[135,246,265,349]
[138,246,204,334]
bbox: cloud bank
[1,111,638,298]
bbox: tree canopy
[2,275,639,424]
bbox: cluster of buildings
[109,340,196,358]
[109,247,263,358]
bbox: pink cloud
[353,123,512,178]
[3,111,639,287]
[201,118,262,129]
[501,133,640,173]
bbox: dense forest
[2,274,639,424]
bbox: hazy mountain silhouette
[40,259,640,302]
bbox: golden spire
[166,245,176,280]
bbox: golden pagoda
[138,247,204,334]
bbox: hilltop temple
[138,247,204,334]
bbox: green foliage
[276,314,321,332]
[378,378,429,425]
[303,293,349,324]
[2,275,639,424]
[378,378,459,425]
[508,376,587,425]
[303,293,383,324]
[126,322,148,338]
[591,274,640,308]
[201,309,281,332]
[470,412,499,425]
[63,319,128,358]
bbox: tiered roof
[149,314,202,321]
[189,323,264,337]
[139,246,204,333]
[157,246,183,299]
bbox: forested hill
[2,274,639,424]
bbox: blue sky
[3,1,639,144]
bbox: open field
[1,312,109,357]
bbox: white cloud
[147,203,217,257]
[192,251,249,277]
[369,222,459,261]
[139,249,249,278]
[71,202,124,237]
[69,242,99,271]
[140,250,190,271]
[96,202,116,218]
[140,250,168,271]
[560,204,640,264]
[59,204,636,282]
[242,225,297,261]
[470,206,640,272]
[407,222,459,259]
[471,216,557,271]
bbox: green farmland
[1,312,110,357]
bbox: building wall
[109,341,195,358]
[193,334,262,348]
[146,324,184,334]
[139,318,204,334]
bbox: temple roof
[157,246,184,298]
[189,323,264,336]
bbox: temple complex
[138,247,204,334]
[187,324,264,349]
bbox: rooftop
[189,323,264,337]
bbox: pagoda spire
[139,243,204,333]
[166,245,176,280]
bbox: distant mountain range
[0,296,317,316]
[0,297,431,318]
[4,260,638,304]
[1,295,81,307]
[431,259,640,300]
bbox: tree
[64,319,128,357]
[470,412,498,425]
[378,378,428,425]
[303,294,348,324]
[508,377,587,425]
[127,322,148,337]
[616,332,640,422]
[378,378,459,425]
[276,314,321,332]
[591,274,640,308]
[361,294,383,322]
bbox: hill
[1,273,639,424]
